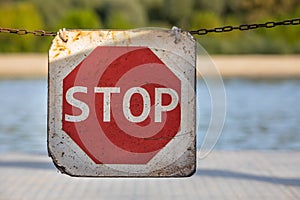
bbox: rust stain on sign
[51,37,71,59]
[48,29,196,177]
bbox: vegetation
[0,0,299,54]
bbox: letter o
[123,87,151,123]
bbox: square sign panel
[48,29,196,177]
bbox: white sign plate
[48,29,196,177]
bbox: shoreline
[211,55,300,78]
[0,54,48,79]
[0,54,300,78]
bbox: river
[0,78,299,154]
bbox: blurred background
[0,0,300,154]
[0,1,300,199]
[0,0,300,54]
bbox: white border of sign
[48,29,196,177]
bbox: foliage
[0,2,44,52]
[0,0,299,54]
[56,9,102,29]
[163,0,194,28]
[102,0,147,29]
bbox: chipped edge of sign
[47,28,196,177]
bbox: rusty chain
[0,27,56,36]
[189,18,300,35]
[0,18,299,37]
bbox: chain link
[189,18,300,35]
[1,18,300,37]
[0,27,56,37]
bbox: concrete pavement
[0,151,299,200]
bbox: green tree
[56,9,102,29]
[195,0,226,17]
[32,0,103,29]
[103,0,147,29]
[0,2,45,52]
[163,0,194,28]
[0,0,300,53]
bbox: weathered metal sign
[48,29,196,177]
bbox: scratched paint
[48,29,196,177]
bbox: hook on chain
[171,26,181,44]
[58,28,68,43]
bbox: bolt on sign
[48,29,196,177]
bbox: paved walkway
[0,151,299,200]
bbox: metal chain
[0,27,56,37]
[0,18,299,37]
[189,18,300,35]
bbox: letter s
[64,86,89,122]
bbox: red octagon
[62,46,181,164]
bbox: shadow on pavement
[0,160,55,170]
[196,169,300,187]
[1,159,299,187]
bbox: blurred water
[199,78,300,150]
[0,78,300,154]
[0,79,47,154]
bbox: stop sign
[48,29,196,177]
